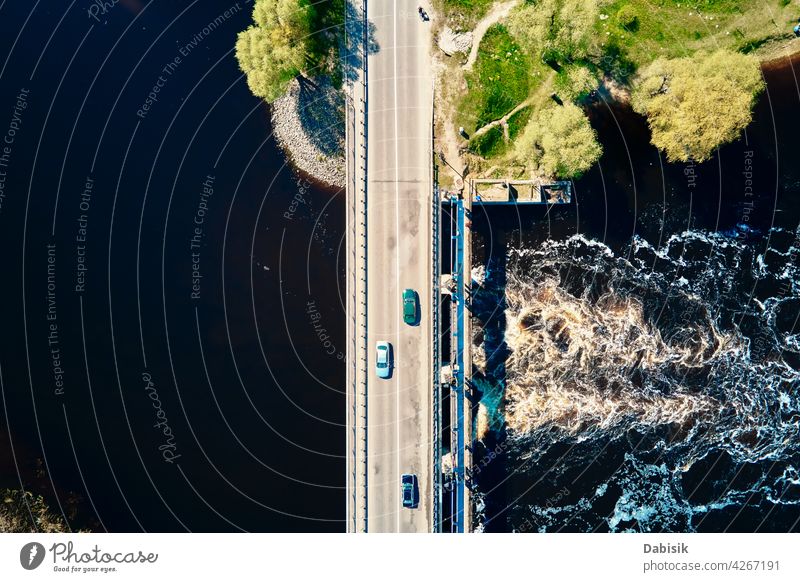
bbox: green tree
[554,64,599,102]
[631,50,764,162]
[516,102,602,178]
[508,0,598,66]
[235,0,316,103]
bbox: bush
[1,489,69,533]
[508,0,598,65]
[554,65,599,102]
[236,0,317,103]
[631,49,765,162]
[515,102,602,178]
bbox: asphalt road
[365,0,433,533]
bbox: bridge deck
[346,0,436,533]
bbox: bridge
[344,1,572,534]
[344,0,443,533]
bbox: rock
[270,76,346,188]
[437,26,473,56]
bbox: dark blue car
[401,474,419,509]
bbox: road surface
[364,0,434,533]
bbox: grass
[434,0,496,29]
[468,125,507,157]
[438,0,799,170]
[658,0,747,11]
[595,0,798,73]
[467,106,529,159]
[507,106,530,140]
[458,24,535,133]
[457,24,552,162]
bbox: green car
[402,288,418,325]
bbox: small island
[235,0,347,187]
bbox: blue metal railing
[432,165,442,532]
[358,0,369,533]
[450,196,466,533]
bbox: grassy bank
[433,0,496,28]
[596,0,798,71]
[458,25,533,132]
[436,0,799,176]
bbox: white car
[375,341,392,379]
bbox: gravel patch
[270,76,346,188]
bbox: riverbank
[467,40,800,532]
[270,76,346,188]
[759,36,800,66]
[432,0,800,187]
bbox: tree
[235,0,316,103]
[508,0,598,66]
[631,50,764,162]
[554,64,599,102]
[516,103,602,178]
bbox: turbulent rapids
[472,230,800,531]
[503,276,728,436]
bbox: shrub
[508,0,599,65]
[515,102,602,178]
[236,0,316,102]
[554,64,599,102]
[1,489,69,533]
[631,49,765,162]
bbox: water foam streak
[474,230,800,531]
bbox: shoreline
[758,37,800,69]
[269,77,346,189]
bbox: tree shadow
[343,0,379,85]
[292,1,379,158]
[296,76,347,158]
[597,41,636,86]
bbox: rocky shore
[270,76,346,188]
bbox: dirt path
[433,0,520,188]
[472,98,531,139]
[462,0,519,71]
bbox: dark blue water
[0,1,345,531]
[470,55,800,532]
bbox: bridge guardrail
[357,0,368,533]
[431,85,442,532]
[345,0,369,533]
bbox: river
[0,1,345,531]
[469,52,800,532]
[1,1,797,535]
